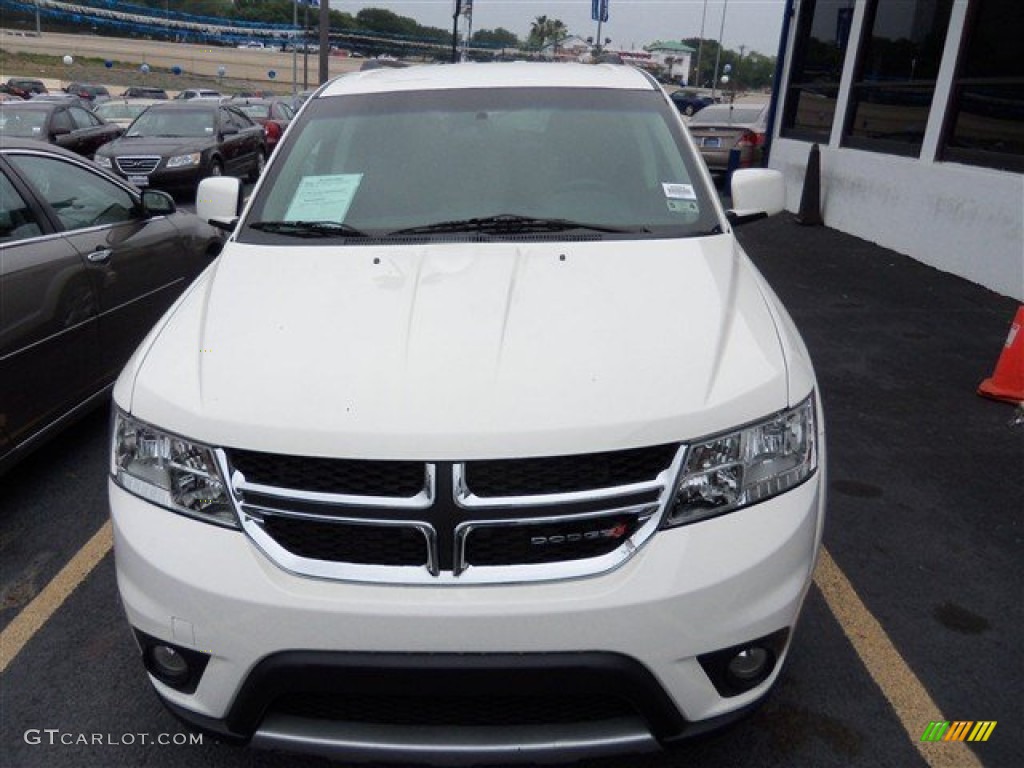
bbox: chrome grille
[115,156,160,174]
[222,446,684,585]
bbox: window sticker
[284,174,364,222]
[667,199,700,215]
[662,182,696,200]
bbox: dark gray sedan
[94,101,267,194]
[0,140,224,474]
[0,101,123,158]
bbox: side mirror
[50,127,71,137]
[141,188,176,216]
[196,176,243,232]
[220,126,239,137]
[728,169,785,225]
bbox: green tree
[527,16,569,52]
[472,28,520,50]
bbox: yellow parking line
[814,548,983,768]
[0,520,112,673]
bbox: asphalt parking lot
[1,206,1021,768]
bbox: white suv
[109,63,825,764]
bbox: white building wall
[770,140,1024,300]
[768,0,1024,301]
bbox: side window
[50,109,74,134]
[781,0,855,141]
[229,108,254,129]
[0,172,43,242]
[8,154,137,231]
[69,107,99,130]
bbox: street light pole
[695,0,708,87]
[292,0,298,96]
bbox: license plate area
[128,175,149,186]
[702,137,721,148]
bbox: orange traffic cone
[978,306,1024,404]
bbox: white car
[109,63,826,764]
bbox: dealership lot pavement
[1,214,1020,768]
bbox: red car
[228,97,295,153]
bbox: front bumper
[111,466,824,762]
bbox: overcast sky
[339,1,786,56]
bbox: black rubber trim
[154,649,786,750]
[183,651,686,739]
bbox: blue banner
[592,0,609,23]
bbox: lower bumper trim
[251,714,659,765]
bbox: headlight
[111,411,237,528]
[167,152,201,168]
[94,155,112,169]
[664,396,817,527]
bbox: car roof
[319,62,657,98]
[1,100,60,110]
[1,137,100,160]
[148,100,223,111]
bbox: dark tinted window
[9,155,137,230]
[941,0,1024,172]
[843,0,954,155]
[781,0,856,140]
[69,106,99,129]
[0,172,43,242]
[50,108,73,133]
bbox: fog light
[727,647,769,684]
[697,628,790,697]
[150,644,190,684]
[135,630,210,694]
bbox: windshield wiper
[248,220,369,238]
[388,214,642,236]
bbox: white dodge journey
[109,62,826,764]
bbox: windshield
[242,87,718,241]
[96,103,150,121]
[690,105,766,125]
[237,103,271,119]
[127,109,215,137]
[0,109,47,136]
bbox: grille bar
[115,155,160,174]
[225,446,685,585]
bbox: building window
[941,0,1024,173]
[843,0,954,156]
[781,0,856,141]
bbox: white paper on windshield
[662,182,696,200]
[284,174,364,223]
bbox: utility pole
[451,1,462,63]
[292,0,298,96]
[319,0,329,84]
[711,0,729,100]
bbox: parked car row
[1,98,269,195]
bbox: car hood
[121,237,792,459]
[97,136,212,156]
